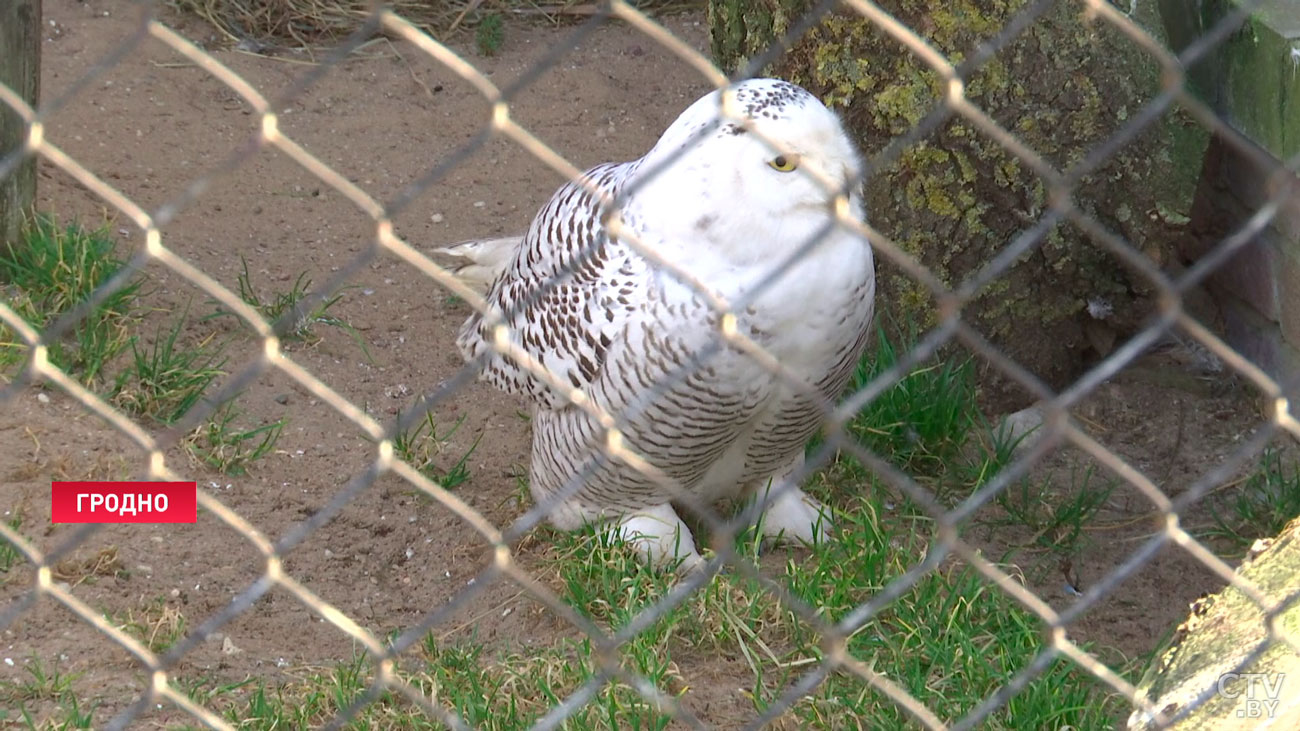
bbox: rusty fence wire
[2,0,1300,728]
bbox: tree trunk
[1128,517,1300,729]
[707,0,1211,407]
[0,0,41,248]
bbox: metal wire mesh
[2,0,1299,728]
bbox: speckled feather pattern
[458,160,639,408]
[456,79,876,525]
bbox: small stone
[274,394,290,405]
[998,404,1047,454]
[36,393,50,404]
[431,213,444,223]
[221,637,243,655]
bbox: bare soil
[0,1,1279,728]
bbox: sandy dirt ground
[0,1,1279,727]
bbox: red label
[51,481,197,524]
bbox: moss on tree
[709,0,1209,397]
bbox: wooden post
[0,0,41,248]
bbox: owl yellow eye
[767,154,799,172]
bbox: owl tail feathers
[435,235,523,293]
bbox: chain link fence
[2,0,1299,728]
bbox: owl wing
[456,161,651,410]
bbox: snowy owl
[441,79,875,572]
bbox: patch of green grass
[810,325,996,518]
[0,657,93,729]
[0,218,282,479]
[312,493,1115,729]
[393,410,480,489]
[453,491,1115,729]
[834,325,980,480]
[0,215,141,384]
[55,493,1120,729]
[109,309,285,476]
[184,621,685,729]
[109,306,227,425]
[985,466,1116,563]
[107,305,286,475]
[209,255,370,361]
[1206,448,1300,552]
[777,509,1110,728]
[184,400,285,476]
[0,513,25,577]
[0,215,300,482]
[475,13,504,56]
[955,420,1025,491]
[148,487,1119,729]
[417,640,626,730]
[0,658,80,705]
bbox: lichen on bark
[708,0,1209,396]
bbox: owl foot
[755,483,833,547]
[610,504,706,574]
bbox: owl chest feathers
[585,227,873,496]
[649,221,875,387]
